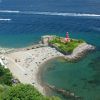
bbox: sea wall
[65,43,95,61]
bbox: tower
[66,32,70,42]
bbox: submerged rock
[46,84,82,100]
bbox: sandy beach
[0,42,95,95]
[0,46,64,94]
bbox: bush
[2,84,61,100]
[0,65,13,86]
[0,85,10,100]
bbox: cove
[42,50,100,100]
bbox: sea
[0,0,100,100]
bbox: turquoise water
[0,33,40,48]
[0,0,100,99]
[42,51,100,100]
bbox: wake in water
[0,10,100,18]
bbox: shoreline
[34,55,64,95]
[36,56,65,96]
[65,43,95,61]
[0,46,64,95]
[0,42,95,95]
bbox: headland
[0,35,95,95]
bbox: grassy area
[49,36,85,54]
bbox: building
[41,35,55,45]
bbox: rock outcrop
[65,43,95,61]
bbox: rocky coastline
[64,43,95,61]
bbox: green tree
[3,84,61,100]
[0,65,13,86]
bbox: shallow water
[0,0,100,99]
[42,50,100,100]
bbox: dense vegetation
[49,36,84,54]
[1,84,60,100]
[0,65,61,100]
[0,64,13,99]
[0,64,13,86]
